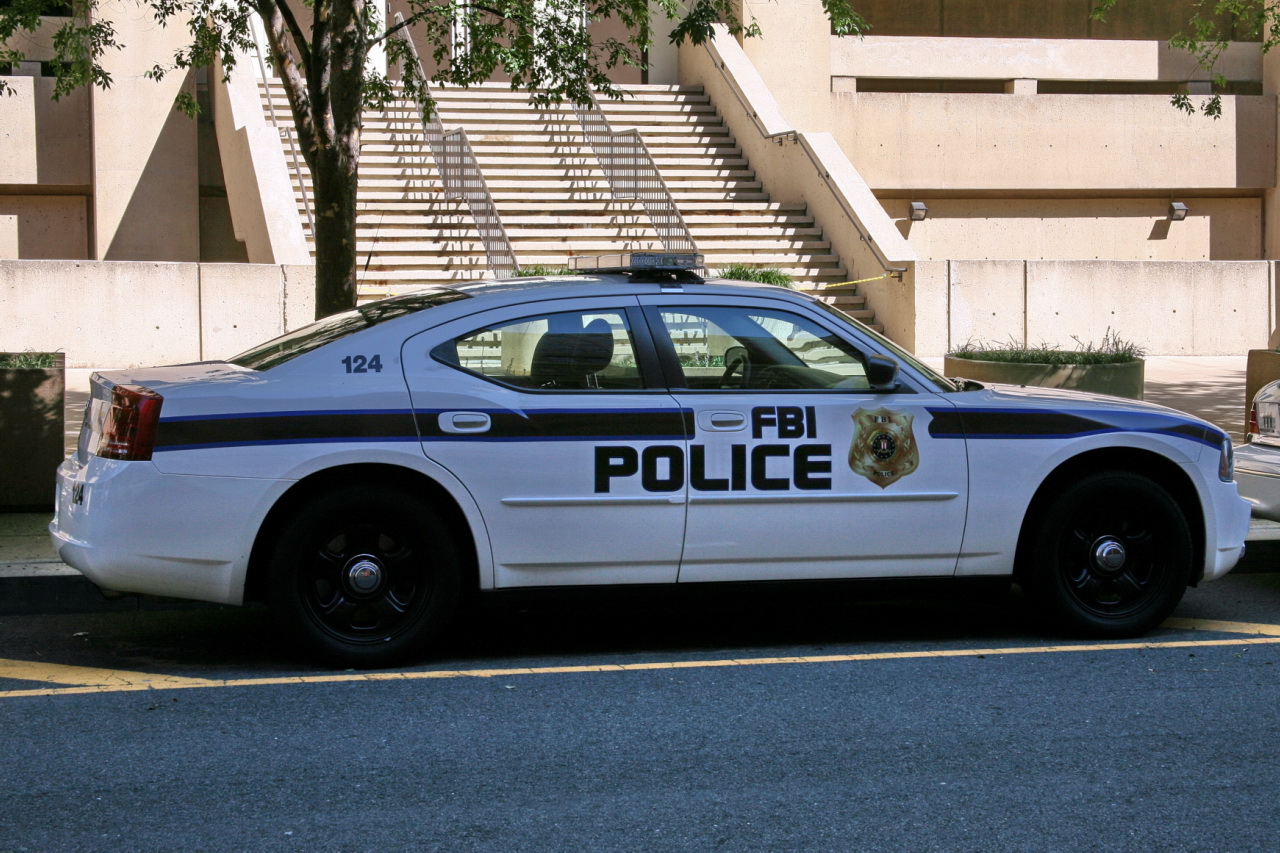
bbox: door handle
[698,411,746,432]
[439,412,491,434]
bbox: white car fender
[956,428,1209,578]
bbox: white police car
[51,253,1251,665]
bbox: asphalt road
[3,573,1280,851]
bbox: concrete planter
[0,353,65,511]
[1245,349,1280,429]
[943,355,1145,400]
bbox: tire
[1024,470,1192,638]
[266,485,461,667]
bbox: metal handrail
[250,15,315,239]
[572,91,697,257]
[391,14,518,277]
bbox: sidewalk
[2,358,1274,615]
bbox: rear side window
[231,289,469,370]
[433,309,643,391]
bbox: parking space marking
[3,628,1280,700]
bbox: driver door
[641,295,969,583]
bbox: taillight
[97,385,163,461]
[1249,402,1259,440]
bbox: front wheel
[266,485,461,667]
[1024,471,1193,638]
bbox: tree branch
[269,0,312,75]
[255,0,318,161]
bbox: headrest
[530,318,615,387]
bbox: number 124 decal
[342,354,383,373]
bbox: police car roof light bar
[568,252,704,275]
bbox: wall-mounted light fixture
[1168,202,1189,221]
[909,201,928,222]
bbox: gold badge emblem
[849,408,919,488]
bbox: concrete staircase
[259,81,876,328]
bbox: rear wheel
[266,485,461,667]
[1025,470,1192,638]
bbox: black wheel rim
[300,520,432,645]
[1058,503,1168,619]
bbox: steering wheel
[719,345,752,389]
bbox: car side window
[434,309,643,391]
[657,306,870,391]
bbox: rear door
[641,295,969,582]
[402,296,689,588]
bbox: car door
[641,294,969,583]
[401,296,689,588]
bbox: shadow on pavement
[1144,368,1247,441]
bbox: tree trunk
[311,146,360,319]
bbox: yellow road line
[0,658,218,689]
[2,631,1280,700]
[1163,618,1280,636]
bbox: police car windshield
[810,299,955,392]
[230,289,470,370]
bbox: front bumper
[50,456,276,605]
[1235,442,1280,523]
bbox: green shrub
[716,264,794,287]
[0,351,59,368]
[949,330,1145,365]
[514,265,575,277]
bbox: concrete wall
[740,0,834,130]
[90,1,200,262]
[830,35,1262,85]
[0,197,90,260]
[0,73,93,259]
[1264,48,1280,260]
[211,54,312,265]
[833,92,1276,191]
[679,26,922,347]
[919,259,1274,357]
[0,261,315,367]
[0,75,39,185]
[883,197,1263,261]
[847,0,1249,41]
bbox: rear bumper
[50,456,278,605]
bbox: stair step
[359,143,744,158]
[355,133,740,148]
[355,153,747,167]
[262,81,709,97]
[335,190,776,202]
[358,240,835,255]
[356,224,825,238]
[359,118,733,132]
[259,75,879,333]
[359,268,850,284]
[343,200,810,214]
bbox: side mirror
[866,355,900,391]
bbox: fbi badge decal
[849,408,919,488]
